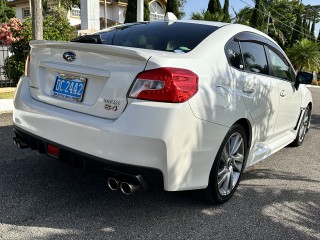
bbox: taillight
[128,68,198,103]
[24,54,30,77]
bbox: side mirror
[295,71,313,90]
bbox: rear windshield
[73,22,218,53]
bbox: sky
[182,0,320,37]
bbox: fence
[0,45,12,88]
[0,44,29,88]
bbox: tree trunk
[31,0,43,40]
[104,0,107,28]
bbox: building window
[22,7,30,19]
[71,5,81,17]
[150,1,165,21]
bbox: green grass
[0,89,15,99]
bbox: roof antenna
[164,12,178,21]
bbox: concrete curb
[306,84,320,88]
[0,99,13,114]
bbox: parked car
[13,15,313,204]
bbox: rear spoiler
[30,40,151,62]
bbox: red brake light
[128,68,198,103]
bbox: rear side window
[98,22,218,53]
[225,40,244,70]
[240,42,269,75]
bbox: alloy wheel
[217,132,245,196]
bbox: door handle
[242,87,255,94]
[280,90,286,97]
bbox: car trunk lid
[28,40,151,119]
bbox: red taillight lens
[24,54,30,77]
[128,68,198,103]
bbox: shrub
[0,18,26,46]
[22,7,76,42]
[3,55,25,86]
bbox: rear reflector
[128,67,198,103]
[47,144,59,157]
[24,54,30,77]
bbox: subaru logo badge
[63,51,76,62]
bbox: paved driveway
[0,88,319,240]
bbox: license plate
[52,74,87,102]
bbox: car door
[236,41,279,144]
[265,47,302,137]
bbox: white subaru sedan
[13,19,313,204]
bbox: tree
[286,39,320,72]
[317,29,320,43]
[178,0,187,19]
[249,0,265,30]
[232,6,253,25]
[191,10,224,22]
[59,0,80,10]
[124,0,150,23]
[222,0,230,23]
[22,6,75,42]
[31,0,43,40]
[166,0,180,19]
[0,0,15,25]
[291,5,303,45]
[207,0,222,14]
[310,19,316,41]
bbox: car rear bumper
[13,125,164,189]
[13,77,229,191]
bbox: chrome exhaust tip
[107,178,119,191]
[120,182,141,195]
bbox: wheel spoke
[221,172,230,194]
[222,146,229,165]
[303,110,309,125]
[218,167,228,178]
[218,171,228,188]
[232,153,244,163]
[228,166,234,192]
[230,135,243,155]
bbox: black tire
[203,124,248,204]
[291,106,311,147]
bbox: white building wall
[67,11,81,26]
[15,3,30,22]
[118,6,126,23]
[99,4,126,24]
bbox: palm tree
[232,6,253,25]
[191,10,224,22]
[286,39,320,72]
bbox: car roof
[173,20,230,28]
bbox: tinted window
[266,47,295,81]
[97,22,218,53]
[225,40,244,70]
[240,42,269,75]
